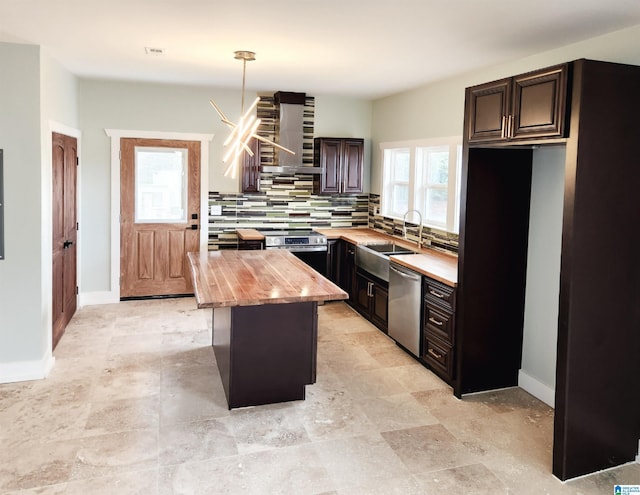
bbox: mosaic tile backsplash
[368,194,459,254]
[207,189,369,249]
[207,191,459,254]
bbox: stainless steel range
[261,230,328,274]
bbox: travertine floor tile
[381,424,479,474]
[159,418,238,466]
[0,299,633,494]
[314,433,411,488]
[414,462,510,494]
[356,393,439,431]
[69,429,158,481]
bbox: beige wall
[370,23,640,194]
[77,79,373,293]
[0,43,79,380]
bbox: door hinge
[76,222,79,230]
[76,286,79,295]
[76,157,79,166]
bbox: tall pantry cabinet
[456,59,640,481]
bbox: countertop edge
[314,228,458,287]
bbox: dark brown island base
[188,250,348,409]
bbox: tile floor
[0,298,638,494]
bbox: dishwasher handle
[390,263,421,282]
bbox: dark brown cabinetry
[458,59,640,480]
[337,240,357,302]
[421,277,456,383]
[325,239,339,283]
[466,64,569,144]
[238,239,263,250]
[314,138,364,194]
[241,139,261,193]
[353,269,388,332]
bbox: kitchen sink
[363,243,416,255]
[355,243,416,282]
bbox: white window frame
[380,136,462,233]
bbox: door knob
[63,240,74,248]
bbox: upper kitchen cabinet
[466,63,569,144]
[314,137,364,194]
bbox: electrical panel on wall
[0,149,4,260]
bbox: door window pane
[135,147,188,223]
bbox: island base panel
[212,302,318,409]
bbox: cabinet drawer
[423,334,454,380]
[423,278,455,310]
[424,303,454,345]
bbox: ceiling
[2,0,640,99]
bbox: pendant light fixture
[210,51,295,179]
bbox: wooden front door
[120,138,201,298]
[52,132,78,349]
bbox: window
[381,137,462,232]
[134,147,188,223]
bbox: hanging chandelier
[210,50,295,179]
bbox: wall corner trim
[0,354,55,384]
[78,291,119,307]
[518,369,555,408]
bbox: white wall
[77,80,372,294]
[520,147,566,407]
[314,95,373,194]
[370,23,640,195]
[0,43,43,375]
[0,42,79,382]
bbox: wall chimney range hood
[260,91,323,174]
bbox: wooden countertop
[188,250,348,309]
[389,252,458,287]
[314,227,458,287]
[236,229,264,241]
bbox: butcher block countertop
[236,229,264,241]
[187,250,348,309]
[314,227,458,287]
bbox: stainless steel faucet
[402,209,423,249]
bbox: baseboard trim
[79,291,119,307]
[518,369,555,408]
[0,354,55,384]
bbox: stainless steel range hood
[260,91,322,175]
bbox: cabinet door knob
[501,115,507,139]
[428,317,444,326]
[429,289,444,299]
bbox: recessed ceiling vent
[144,47,165,56]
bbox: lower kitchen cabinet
[238,239,263,250]
[353,269,388,332]
[421,276,456,384]
[326,239,339,283]
[337,240,357,303]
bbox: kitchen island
[187,250,348,409]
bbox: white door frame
[104,129,213,304]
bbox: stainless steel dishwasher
[388,261,422,357]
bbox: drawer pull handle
[428,317,443,326]
[429,289,445,299]
[428,348,443,360]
